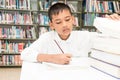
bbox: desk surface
[20,59,118,80]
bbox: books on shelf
[0,0,35,67]
[0,26,36,39]
[73,17,79,27]
[67,1,78,12]
[30,0,37,10]
[0,11,33,24]
[37,13,49,25]
[85,0,120,13]
[0,0,30,10]
[0,0,5,8]
[0,55,22,66]
[0,40,31,53]
[38,0,50,11]
[84,13,97,26]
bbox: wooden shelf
[0,38,36,41]
[0,53,20,55]
[0,23,34,26]
[0,65,21,68]
[0,8,31,12]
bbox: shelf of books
[0,0,37,67]
[82,0,120,32]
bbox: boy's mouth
[63,28,70,33]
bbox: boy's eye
[56,21,61,24]
[65,19,70,21]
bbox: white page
[43,57,90,70]
[94,17,120,39]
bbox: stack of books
[90,17,120,79]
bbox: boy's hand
[105,13,120,20]
[37,53,72,65]
[50,54,72,65]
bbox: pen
[54,40,64,54]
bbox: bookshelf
[82,0,120,32]
[0,0,37,67]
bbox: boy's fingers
[65,54,72,58]
[110,14,119,20]
[105,14,120,20]
[105,14,110,18]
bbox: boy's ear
[49,22,55,30]
[72,16,76,26]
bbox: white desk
[20,58,118,80]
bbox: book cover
[90,57,120,79]
[91,49,120,66]
[18,43,24,53]
[92,36,120,54]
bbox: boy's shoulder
[39,30,91,39]
[38,31,55,39]
[72,30,98,35]
[72,31,98,37]
[42,31,56,35]
[72,30,90,34]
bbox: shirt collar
[54,31,72,43]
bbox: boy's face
[49,9,74,40]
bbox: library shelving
[0,0,37,68]
[82,0,120,32]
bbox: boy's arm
[21,44,72,65]
[21,37,72,64]
[37,54,72,65]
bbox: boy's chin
[63,32,71,36]
[63,30,72,35]
[59,33,71,40]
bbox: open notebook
[43,57,90,70]
[94,17,120,39]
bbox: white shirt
[21,30,97,62]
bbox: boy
[21,3,94,64]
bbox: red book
[18,43,24,53]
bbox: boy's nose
[62,21,67,27]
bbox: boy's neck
[58,34,70,40]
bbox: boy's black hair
[48,3,72,22]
